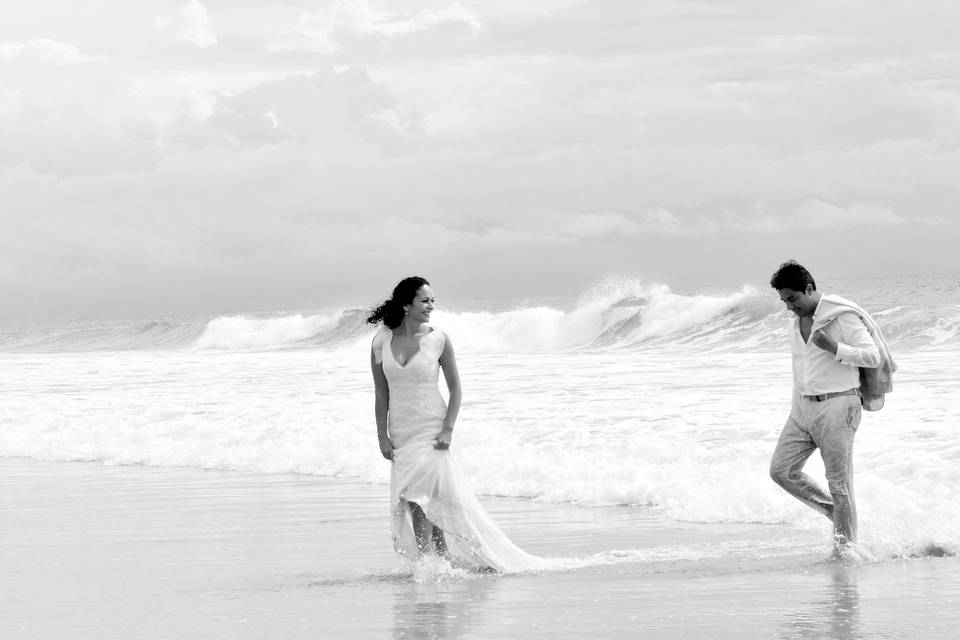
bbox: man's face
[777,286,818,317]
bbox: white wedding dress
[373,326,547,573]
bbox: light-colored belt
[802,389,858,402]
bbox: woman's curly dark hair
[366,276,430,329]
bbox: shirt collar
[792,295,825,332]
[811,295,824,320]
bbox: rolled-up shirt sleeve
[834,312,881,368]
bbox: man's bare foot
[831,533,854,561]
[832,535,876,562]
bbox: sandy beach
[2,458,957,639]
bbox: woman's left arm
[435,335,462,450]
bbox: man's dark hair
[769,260,816,291]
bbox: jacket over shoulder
[816,294,897,411]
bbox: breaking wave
[1,278,957,353]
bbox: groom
[768,260,881,554]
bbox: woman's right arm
[371,348,393,460]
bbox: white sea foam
[1,341,958,560]
[1,274,958,559]
[385,537,816,581]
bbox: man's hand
[811,328,839,355]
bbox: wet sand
[1,458,957,639]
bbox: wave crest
[194,312,343,350]
[2,277,957,353]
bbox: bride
[367,276,546,573]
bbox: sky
[1,0,958,321]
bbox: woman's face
[404,285,436,323]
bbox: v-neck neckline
[389,329,433,368]
[798,316,814,345]
[797,297,824,345]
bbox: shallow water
[2,459,958,640]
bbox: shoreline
[2,458,959,639]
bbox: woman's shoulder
[424,325,446,338]
[424,326,449,352]
[371,325,393,343]
[370,326,392,363]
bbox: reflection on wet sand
[393,576,499,640]
[778,565,860,639]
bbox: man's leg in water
[817,396,861,546]
[770,412,835,520]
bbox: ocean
[1,271,958,565]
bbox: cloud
[0,89,22,118]
[195,66,418,153]
[2,1,959,319]
[720,199,941,234]
[0,64,410,176]
[156,0,218,49]
[278,0,482,54]
[525,194,951,241]
[558,210,715,238]
[0,38,106,64]
[532,199,942,240]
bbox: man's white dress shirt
[791,297,881,397]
